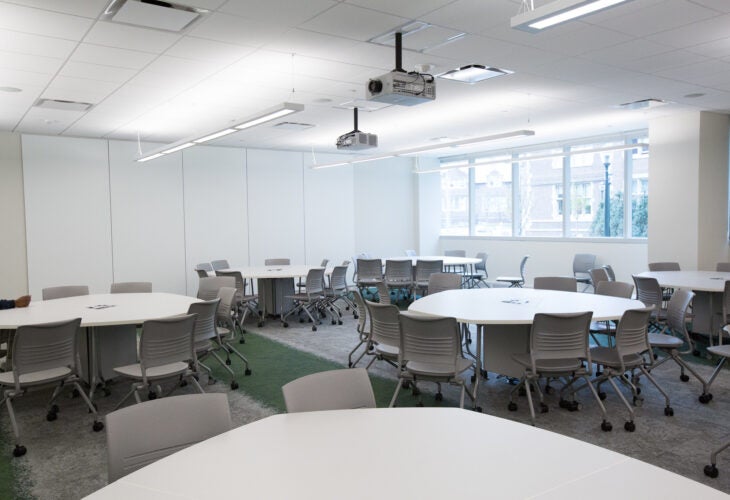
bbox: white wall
[22,135,113,297]
[416,160,441,256]
[0,132,27,297]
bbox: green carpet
[207,332,458,411]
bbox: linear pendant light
[511,0,634,33]
[136,102,304,162]
[310,130,535,170]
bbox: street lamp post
[603,155,611,237]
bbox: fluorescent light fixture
[511,0,634,33]
[439,65,513,84]
[193,128,237,143]
[310,130,535,170]
[234,102,304,130]
[136,102,304,162]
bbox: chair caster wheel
[353,313,359,319]
[283,322,289,328]
[148,391,157,400]
[180,380,188,387]
[103,387,111,397]
[50,404,60,413]
[699,393,712,404]
[540,403,549,413]
[624,421,636,432]
[231,381,239,390]
[239,338,246,344]
[331,320,336,325]
[411,387,421,396]
[473,406,483,413]
[664,406,674,416]
[245,369,252,376]
[508,402,518,411]
[93,421,104,432]
[312,326,317,331]
[705,464,719,478]
[46,411,57,422]
[300,318,305,323]
[13,445,26,457]
[693,349,701,357]
[598,391,606,400]
[257,322,264,328]
[471,374,477,383]
[72,388,80,398]
[601,420,613,432]
[338,321,343,325]
[435,393,443,402]
[680,374,690,382]
[518,387,526,397]
[225,359,232,366]
[544,385,554,395]
[632,396,643,407]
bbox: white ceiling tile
[580,38,672,65]
[44,75,121,103]
[166,37,256,64]
[298,3,407,41]
[84,21,181,53]
[615,49,707,73]
[397,26,466,52]
[531,25,634,57]
[345,0,456,19]
[71,43,157,69]
[645,14,730,50]
[263,29,361,60]
[0,50,64,74]
[684,0,730,13]
[189,11,288,46]
[2,0,108,18]
[686,37,730,59]
[420,0,521,32]
[596,0,718,37]
[16,106,87,135]
[0,68,53,87]
[0,28,77,59]
[0,2,93,40]
[220,0,336,26]
[60,61,137,83]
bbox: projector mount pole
[395,32,404,72]
[353,107,360,132]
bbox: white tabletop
[0,293,199,329]
[408,288,644,324]
[383,255,481,266]
[85,408,724,500]
[218,265,329,279]
[637,270,730,293]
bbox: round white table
[0,293,199,399]
[409,288,644,384]
[85,407,725,499]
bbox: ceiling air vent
[102,0,208,32]
[273,122,315,131]
[34,98,94,112]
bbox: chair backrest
[216,287,237,326]
[398,313,461,368]
[415,260,443,283]
[717,262,730,272]
[475,252,488,273]
[195,269,209,278]
[210,259,230,271]
[665,288,695,342]
[282,368,375,413]
[106,393,231,482]
[632,275,663,315]
[573,253,596,275]
[595,280,634,298]
[648,262,680,271]
[529,311,593,371]
[197,276,235,300]
[603,264,616,281]
[365,300,400,348]
[519,255,529,280]
[356,258,383,281]
[328,265,349,292]
[352,289,368,335]
[320,258,329,267]
[589,267,610,287]
[265,258,290,265]
[404,249,417,257]
[110,282,152,294]
[384,259,412,283]
[304,268,325,296]
[42,285,89,300]
[615,307,653,370]
[188,299,220,344]
[195,262,213,272]
[533,276,577,292]
[444,249,466,257]
[428,273,462,294]
[12,318,81,385]
[139,314,197,372]
[214,270,246,294]
[375,281,391,304]
[723,280,730,322]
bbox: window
[438,133,649,239]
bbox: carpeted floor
[2,308,730,498]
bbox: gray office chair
[41,285,89,300]
[110,282,152,293]
[282,268,327,331]
[264,258,290,265]
[323,265,355,322]
[573,253,596,292]
[603,264,616,281]
[704,321,730,477]
[375,281,391,305]
[632,275,667,331]
[0,318,104,457]
[215,270,262,330]
[443,249,466,274]
[717,262,730,272]
[588,267,610,289]
[508,311,608,429]
[282,368,375,413]
[389,313,475,409]
[533,276,577,292]
[364,300,401,371]
[197,276,236,301]
[648,262,680,271]
[195,263,213,278]
[464,252,489,288]
[427,272,462,295]
[590,280,636,346]
[348,290,370,368]
[214,287,252,377]
[356,258,384,295]
[414,259,444,296]
[113,314,204,409]
[210,259,230,271]
[496,255,529,288]
[590,307,671,432]
[106,393,231,482]
[384,259,413,301]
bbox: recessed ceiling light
[684,93,705,99]
[438,64,513,84]
[0,86,22,93]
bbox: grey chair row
[41,282,152,300]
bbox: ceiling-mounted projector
[336,107,378,150]
[366,32,435,106]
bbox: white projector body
[336,131,378,150]
[366,71,436,106]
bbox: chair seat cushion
[496,276,520,282]
[405,357,472,377]
[648,332,683,348]
[590,347,643,368]
[0,366,71,387]
[707,344,730,357]
[373,343,398,359]
[511,353,582,373]
[114,361,190,380]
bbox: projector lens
[368,79,383,94]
